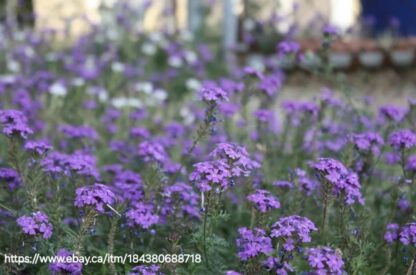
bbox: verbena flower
[0,109,33,139]
[305,247,344,275]
[312,158,364,205]
[263,256,294,275]
[113,170,144,202]
[277,40,300,55]
[225,271,241,275]
[49,248,82,275]
[190,160,232,192]
[399,223,416,246]
[59,124,98,141]
[270,215,317,251]
[379,105,406,122]
[126,202,159,229]
[162,183,200,218]
[236,227,273,261]
[272,180,294,189]
[74,183,116,213]
[294,168,318,196]
[352,132,384,156]
[24,140,52,155]
[0,168,21,189]
[247,189,280,213]
[200,86,228,103]
[138,141,168,164]
[17,211,53,239]
[388,129,416,150]
[129,264,164,275]
[384,223,399,243]
[258,71,283,97]
[209,142,260,177]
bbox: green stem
[202,204,210,270]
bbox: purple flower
[247,189,280,213]
[270,215,317,251]
[384,223,399,243]
[138,141,168,164]
[388,129,416,150]
[24,140,52,155]
[74,183,116,213]
[305,247,344,275]
[0,109,33,139]
[379,105,406,122]
[399,223,416,246]
[17,211,53,239]
[200,86,228,103]
[190,160,232,192]
[0,168,21,189]
[406,155,416,172]
[236,227,273,261]
[258,71,283,97]
[352,132,384,156]
[113,170,144,202]
[263,256,294,275]
[272,180,294,189]
[162,183,200,218]
[59,124,98,141]
[49,248,82,275]
[312,158,364,205]
[277,40,300,55]
[126,202,159,229]
[129,264,164,275]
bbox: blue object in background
[361,0,416,36]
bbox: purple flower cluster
[113,170,144,202]
[59,124,98,141]
[162,182,200,218]
[388,129,416,150]
[305,247,345,275]
[0,168,21,189]
[0,109,33,138]
[278,41,300,55]
[129,264,164,275]
[352,132,384,156]
[126,202,159,229]
[42,151,99,178]
[312,158,364,205]
[247,189,280,213]
[385,223,416,246]
[190,143,259,192]
[270,215,317,251]
[16,211,53,239]
[24,140,52,155]
[138,141,168,164]
[74,183,116,213]
[49,248,82,275]
[200,86,228,104]
[236,227,273,261]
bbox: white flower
[135,82,153,94]
[168,56,183,68]
[142,42,157,56]
[154,89,168,101]
[49,82,67,97]
[111,62,125,73]
[7,60,20,73]
[184,50,197,64]
[186,78,201,91]
[111,97,143,108]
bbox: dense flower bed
[1,3,416,275]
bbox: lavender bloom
[126,202,159,229]
[352,132,384,156]
[388,129,416,150]
[49,248,82,275]
[129,264,164,275]
[24,140,52,155]
[236,227,273,261]
[74,183,116,213]
[305,247,345,275]
[0,168,21,189]
[384,223,400,244]
[399,223,416,246]
[200,86,228,103]
[17,211,53,239]
[0,109,33,139]
[247,189,280,213]
[258,72,283,97]
[312,158,364,205]
[270,215,317,251]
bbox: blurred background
[1,0,416,103]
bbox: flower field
[1,2,416,275]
